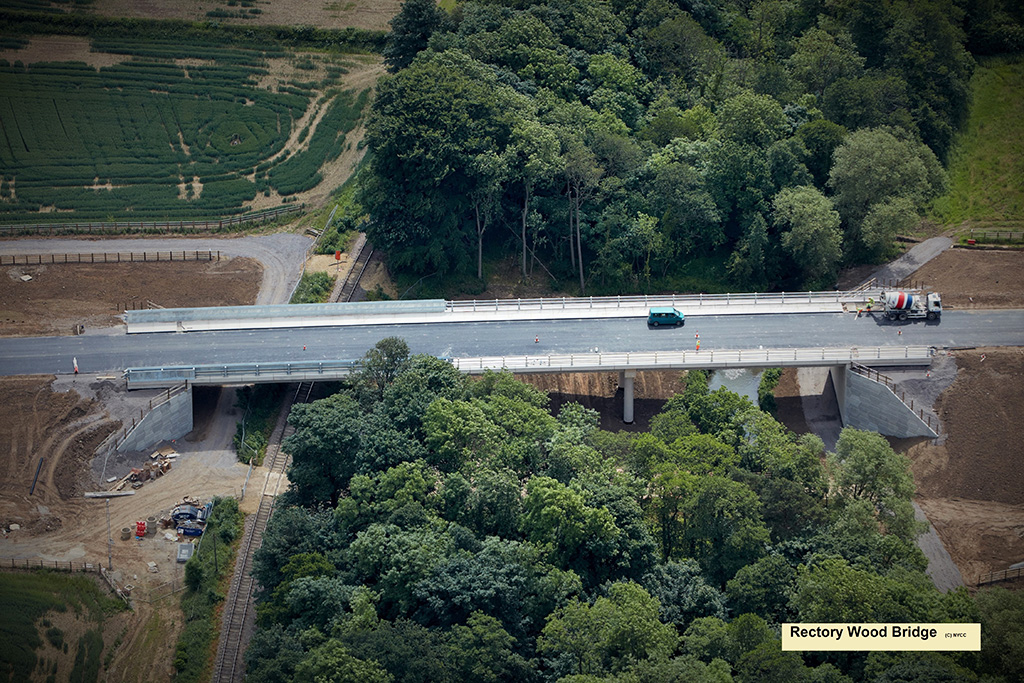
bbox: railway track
[331,238,374,303]
[212,234,369,681]
[211,386,302,683]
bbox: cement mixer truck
[874,290,942,321]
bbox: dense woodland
[360,0,1023,292]
[244,339,1023,682]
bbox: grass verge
[290,271,334,304]
[233,384,287,464]
[932,57,1024,229]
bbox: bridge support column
[620,370,636,424]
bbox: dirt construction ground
[1,257,262,337]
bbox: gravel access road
[0,234,313,305]
[866,236,954,285]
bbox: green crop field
[0,571,126,682]
[0,38,369,225]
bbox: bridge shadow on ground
[547,391,667,433]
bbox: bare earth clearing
[0,257,262,337]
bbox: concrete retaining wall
[832,365,937,438]
[117,384,193,452]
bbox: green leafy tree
[383,0,448,72]
[648,160,722,258]
[728,212,777,290]
[340,618,451,683]
[827,428,919,542]
[735,640,812,683]
[641,560,728,630]
[184,557,204,592]
[413,537,578,640]
[294,643,393,683]
[683,476,770,586]
[716,91,789,148]
[787,26,866,97]
[345,522,456,618]
[861,196,918,261]
[821,73,916,135]
[510,117,561,279]
[380,355,467,436]
[464,467,523,537]
[792,558,943,624]
[448,612,535,683]
[642,13,727,98]
[773,185,842,289]
[363,50,525,275]
[882,0,974,160]
[645,463,697,562]
[538,582,677,676]
[361,337,411,402]
[285,393,363,506]
[681,617,731,664]
[796,119,847,188]
[423,398,504,473]
[828,126,946,257]
[521,476,621,584]
[976,587,1024,681]
[468,149,509,280]
[259,552,339,625]
[864,651,978,683]
[562,138,603,292]
[253,506,337,592]
[725,555,797,625]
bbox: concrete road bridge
[2,288,1018,451]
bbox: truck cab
[647,307,685,327]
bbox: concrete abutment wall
[831,365,938,438]
[116,384,194,453]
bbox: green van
[647,307,685,327]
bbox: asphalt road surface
[2,310,1023,378]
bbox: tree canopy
[357,0,996,292]
[245,342,1014,682]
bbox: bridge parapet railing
[451,346,934,373]
[125,360,364,388]
[446,290,881,313]
[125,347,933,388]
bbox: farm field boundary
[1,251,219,266]
[0,205,302,234]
